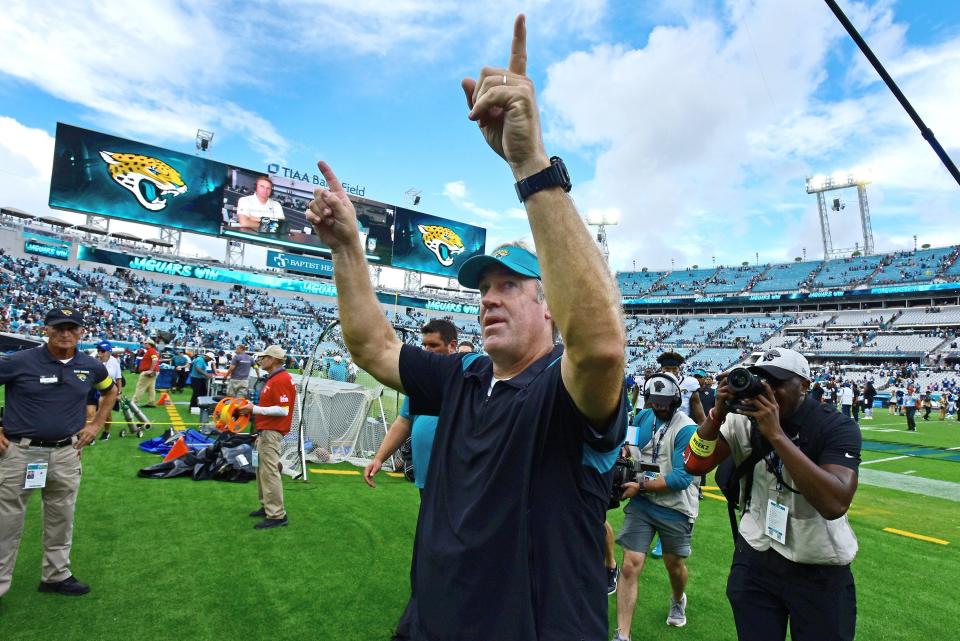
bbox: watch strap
[514,156,571,202]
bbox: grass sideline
[0,376,957,640]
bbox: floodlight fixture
[585,207,621,226]
[805,166,875,257]
[584,207,621,266]
[196,129,214,153]
[805,168,871,194]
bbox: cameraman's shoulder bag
[715,429,765,542]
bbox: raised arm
[306,162,403,391]
[461,14,625,426]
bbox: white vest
[721,413,859,565]
[627,409,700,521]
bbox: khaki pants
[256,430,285,519]
[225,379,249,399]
[0,441,82,597]
[132,371,157,405]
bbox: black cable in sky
[824,0,960,188]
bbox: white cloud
[539,0,960,271]
[0,0,288,161]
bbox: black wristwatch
[514,156,572,202]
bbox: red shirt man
[255,364,296,433]
[138,344,159,373]
[237,345,295,528]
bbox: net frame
[281,319,397,480]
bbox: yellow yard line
[883,528,949,545]
[701,491,727,502]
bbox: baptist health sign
[267,251,333,277]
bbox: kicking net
[280,320,396,479]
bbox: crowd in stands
[0,250,479,358]
[616,244,960,297]
[6,242,960,385]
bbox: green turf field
[2,377,958,640]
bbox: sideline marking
[903,470,916,475]
[883,528,950,546]
[861,455,910,465]
[701,491,727,502]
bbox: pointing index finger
[317,161,344,194]
[508,14,527,76]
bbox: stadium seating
[702,264,767,294]
[617,270,668,296]
[750,260,820,293]
[871,246,956,285]
[811,254,884,289]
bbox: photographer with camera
[611,373,700,640]
[683,349,860,641]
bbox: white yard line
[859,469,960,502]
[861,455,910,465]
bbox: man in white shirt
[838,383,854,418]
[236,176,285,232]
[94,340,123,440]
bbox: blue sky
[1,0,959,281]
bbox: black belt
[12,436,75,448]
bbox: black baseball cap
[44,307,85,327]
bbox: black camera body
[725,366,766,412]
[608,456,638,509]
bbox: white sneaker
[610,630,629,641]
[667,593,687,627]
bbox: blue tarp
[139,428,214,455]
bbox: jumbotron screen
[49,123,227,234]
[220,168,394,263]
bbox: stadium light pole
[805,168,875,258]
[585,208,621,266]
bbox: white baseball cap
[255,345,286,360]
[644,372,680,403]
[749,348,811,381]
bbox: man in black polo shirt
[0,307,117,599]
[684,349,860,641]
[305,15,626,640]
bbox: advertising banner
[24,239,71,260]
[266,250,334,277]
[390,207,486,279]
[49,123,227,234]
[77,246,337,297]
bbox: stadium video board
[390,207,487,278]
[221,169,394,263]
[49,123,227,234]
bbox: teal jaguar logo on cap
[457,245,541,289]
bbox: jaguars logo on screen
[417,224,465,267]
[98,151,187,211]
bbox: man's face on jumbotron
[477,266,553,364]
[46,323,83,352]
[421,331,457,356]
[255,178,273,201]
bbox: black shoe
[254,517,289,529]
[249,507,266,517]
[607,564,620,595]
[99,432,110,441]
[38,576,90,596]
